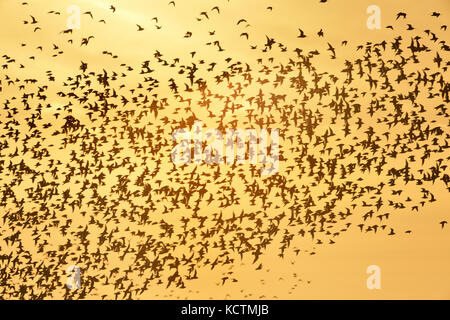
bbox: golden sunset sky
[0,0,449,299]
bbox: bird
[327,42,336,58]
[83,11,94,19]
[396,12,407,19]
[29,15,38,24]
[80,36,94,46]
[297,28,306,38]
[137,24,144,31]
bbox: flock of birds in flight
[0,1,448,299]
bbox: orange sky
[0,0,449,299]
